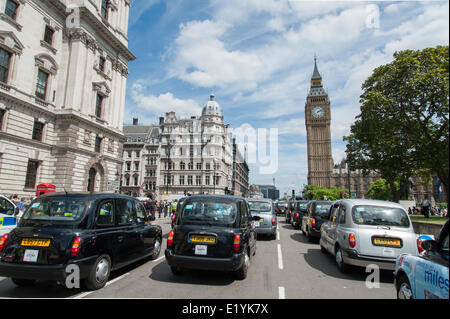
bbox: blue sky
[124,0,449,197]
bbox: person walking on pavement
[164,201,168,218]
[158,201,163,218]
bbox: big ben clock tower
[305,57,333,188]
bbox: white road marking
[105,273,129,287]
[276,231,280,240]
[277,244,283,270]
[279,286,285,299]
[152,255,165,263]
[71,273,129,299]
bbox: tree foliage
[304,185,349,201]
[344,45,449,204]
[366,179,398,201]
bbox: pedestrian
[164,201,168,218]
[158,200,163,218]
[421,197,431,219]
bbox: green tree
[344,45,449,205]
[366,179,398,201]
[304,185,349,201]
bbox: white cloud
[129,81,202,118]
[169,20,265,90]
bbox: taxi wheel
[149,237,162,260]
[397,275,413,299]
[235,250,250,280]
[85,254,111,290]
[11,278,36,287]
[335,247,350,273]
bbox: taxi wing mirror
[421,240,438,252]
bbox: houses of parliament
[304,58,436,202]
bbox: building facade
[121,119,160,198]
[0,0,134,197]
[232,137,249,197]
[257,184,279,201]
[120,95,250,201]
[159,95,234,199]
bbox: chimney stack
[133,118,138,125]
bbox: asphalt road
[0,216,396,299]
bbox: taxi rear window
[181,200,237,224]
[22,198,87,222]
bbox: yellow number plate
[373,238,401,247]
[21,238,51,247]
[190,235,216,244]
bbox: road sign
[107,180,120,192]
[351,193,357,198]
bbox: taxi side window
[135,201,147,223]
[0,198,14,216]
[338,205,346,224]
[97,200,115,226]
[117,199,137,225]
[330,204,339,225]
[240,201,248,227]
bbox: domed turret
[202,94,223,117]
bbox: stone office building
[232,138,249,197]
[159,94,234,199]
[0,0,135,197]
[121,120,161,198]
[121,95,250,201]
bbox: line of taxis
[281,198,449,299]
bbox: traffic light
[340,192,343,199]
[309,192,313,200]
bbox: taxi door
[413,227,449,299]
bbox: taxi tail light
[296,213,299,219]
[311,218,316,227]
[272,217,276,226]
[233,234,240,252]
[349,233,356,248]
[0,234,9,252]
[71,236,82,257]
[172,214,176,223]
[167,230,174,248]
[417,238,424,254]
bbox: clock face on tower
[312,106,325,118]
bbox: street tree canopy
[344,45,449,204]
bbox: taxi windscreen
[181,200,237,224]
[21,198,88,222]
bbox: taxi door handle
[118,235,124,242]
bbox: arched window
[87,168,96,192]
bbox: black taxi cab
[0,192,162,290]
[165,195,259,280]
